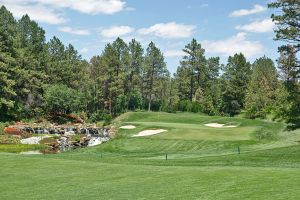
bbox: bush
[89,111,112,125]
[103,114,112,125]
[128,90,142,110]
[44,84,84,114]
[39,137,58,145]
[0,122,9,135]
[177,100,202,113]
[0,135,20,144]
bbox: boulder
[4,126,23,135]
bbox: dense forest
[0,0,299,127]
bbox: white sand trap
[205,123,237,128]
[133,129,167,137]
[20,136,51,145]
[20,150,42,155]
[120,125,136,129]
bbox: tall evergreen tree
[221,53,251,116]
[0,6,17,120]
[245,56,278,119]
[269,0,300,54]
[126,39,144,109]
[181,39,206,101]
[46,36,66,85]
[144,42,168,111]
[14,14,47,116]
[269,0,300,128]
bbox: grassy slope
[1,112,300,200]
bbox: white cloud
[80,48,89,54]
[0,0,66,24]
[0,0,125,24]
[202,32,264,58]
[236,18,274,33]
[164,50,186,58]
[59,27,90,35]
[100,26,134,38]
[229,4,266,17]
[26,0,125,15]
[138,22,196,39]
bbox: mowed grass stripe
[1,154,300,200]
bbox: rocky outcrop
[4,123,111,137]
[4,127,23,135]
[3,122,113,151]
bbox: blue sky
[1,0,280,74]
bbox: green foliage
[39,137,57,145]
[221,53,251,116]
[269,0,300,53]
[144,42,169,111]
[127,90,142,110]
[245,56,278,119]
[174,39,221,115]
[0,6,17,121]
[273,82,300,129]
[89,111,112,125]
[177,100,201,113]
[0,134,20,144]
[103,113,113,125]
[269,0,300,128]
[44,84,83,114]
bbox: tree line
[0,0,299,127]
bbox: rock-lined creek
[3,123,115,154]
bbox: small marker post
[238,146,240,154]
[166,153,168,160]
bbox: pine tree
[221,53,251,116]
[14,14,47,117]
[126,39,144,109]
[181,39,206,101]
[0,6,17,120]
[269,0,300,128]
[245,56,278,119]
[144,42,168,111]
[269,0,300,54]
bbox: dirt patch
[205,123,237,128]
[133,129,167,137]
[120,125,136,129]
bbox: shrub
[103,114,112,125]
[39,137,58,145]
[0,135,20,144]
[0,122,9,135]
[44,84,84,114]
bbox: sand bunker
[20,136,51,145]
[120,125,136,129]
[133,129,167,137]
[205,123,237,128]
[20,150,42,155]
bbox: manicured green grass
[1,154,300,200]
[0,112,299,199]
